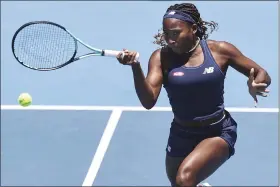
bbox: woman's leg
[165,110,237,186]
[175,136,230,186]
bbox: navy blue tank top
[162,39,225,121]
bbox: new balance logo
[203,67,214,74]
[168,11,176,15]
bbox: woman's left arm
[218,41,271,106]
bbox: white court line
[82,109,122,186]
[1,105,279,113]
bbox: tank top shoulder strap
[199,39,226,76]
[200,39,212,60]
[160,46,170,86]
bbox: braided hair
[153,3,218,47]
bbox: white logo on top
[203,67,214,74]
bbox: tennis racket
[11,21,140,71]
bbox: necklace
[187,37,201,53]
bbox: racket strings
[13,23,76,69]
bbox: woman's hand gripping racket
[11,21,140,71]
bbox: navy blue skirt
[166,110,237,158]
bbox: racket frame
[11,21,137,71]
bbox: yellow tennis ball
[18,93,32,107]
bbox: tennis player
[117,3,271,187]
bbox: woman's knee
[165,155,185,185]
[175,166,198,187]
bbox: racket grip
[103,50,140,61]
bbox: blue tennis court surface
[1,108,278,186]
[1,1,278,187]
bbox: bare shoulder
[149,47,170,66]
[147,48,165,72]
[206,40,243,58]
[149,48,161,63]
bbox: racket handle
[103,49,140,61]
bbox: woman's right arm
[117,49,163,109]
